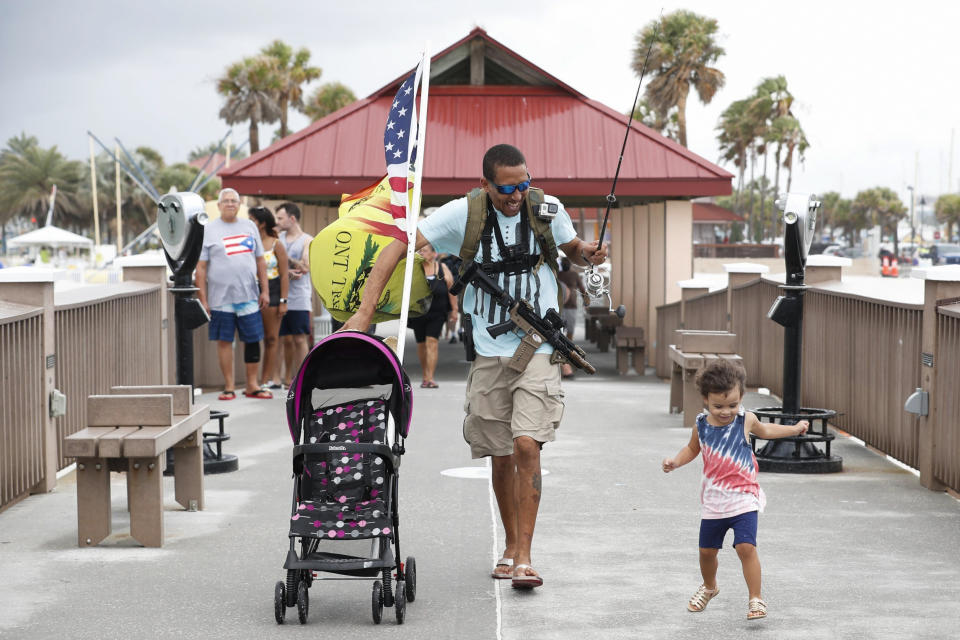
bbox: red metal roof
[188,154,228,176]
[221,28,732,201]
[692,202,744,223]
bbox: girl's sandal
[747,597,767,620]
[687,584,719,612]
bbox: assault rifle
[451,262,596,374]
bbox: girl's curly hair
[695,359,746,398]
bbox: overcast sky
[2,0,958,207]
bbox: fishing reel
[584,265,626,318]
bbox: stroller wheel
[372,580,384,624]
[405,557,417,603]
[394,580,406,625]
[296,580,309,624]
[274,581,286,624]
[285,570,298,608]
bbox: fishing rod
[584,13,661,315]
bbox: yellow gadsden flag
[310,176,432,323]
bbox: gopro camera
[535,202,559,221]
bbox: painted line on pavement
[487,456,503,640]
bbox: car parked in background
[928,243,960,265]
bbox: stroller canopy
[286,331,413,444]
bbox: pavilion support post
[917,270,960,491]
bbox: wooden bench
[615,326,645,375]
[64,385,209,547]
[668,331,742,421]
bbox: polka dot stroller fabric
[290,399,393,539]
[284,330,413,544]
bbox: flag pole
[395,46,431,363]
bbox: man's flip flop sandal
[243,389,273,399]
[510,564,543,589]
[491,557,513,579]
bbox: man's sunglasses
[491,174,532,195]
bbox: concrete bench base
[64,386,208,548]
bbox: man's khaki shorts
[462,354,565,458]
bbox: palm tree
[0,133,85,232]
[740,76,807,240]
[632,98,680,142]
[750,77,794,203]
[778,115,809,191]
[305,82,358,122]
[935,193,960,241]
[852,187,907,259]
[217,55,282,153]
[826,195,861,247]
[261,40,322,138]
[716,98,750,210]
[633,10,725,148]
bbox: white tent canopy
[7,225,94,249]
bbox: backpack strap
[459,188,487,276]
[524,188,562,306]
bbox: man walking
[196,188,272,400]
[343,144,607,588]
[276,202,314,387]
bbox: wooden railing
[54,283,164,469]
[683,289,727,334]
[933,304,960,491]
[0,267,166,511]
[654,301,680,378]
[656,266,960,493]
[0,302,46,509]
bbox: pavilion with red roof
[221,27,732,367]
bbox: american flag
[223,234,256,256]
[384,64,421,240]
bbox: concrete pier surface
[2,324,958,639]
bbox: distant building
[692,202,744,244]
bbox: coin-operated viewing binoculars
[754,193,842,473]
[158,192,210,384]
[766,193,819,331]
[158,192,210,343]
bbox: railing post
[805,255,851,285]
[0,267,62,494]
[118,254,170,385]
[915,265,960,491]
[677,280,709,329]
[723,263,769,332]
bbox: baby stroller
[273,330,416,625]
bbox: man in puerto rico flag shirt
[196,188,273,400]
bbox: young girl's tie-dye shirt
[697,407,766,519]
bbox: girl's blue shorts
[699,510,758,549]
